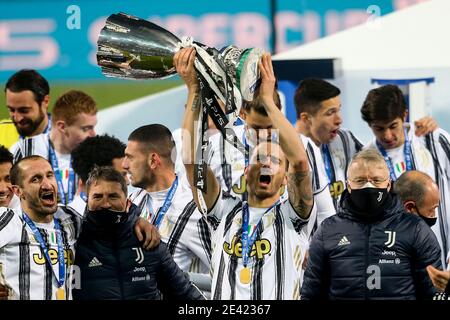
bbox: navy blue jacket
[72,204,204,300]
[301,191,441,300]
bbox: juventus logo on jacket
[132,247,144,264]
[384,231,396,248]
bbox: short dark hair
[394,171,434,207]
[361,85,407,124]
[71,134,126,183]
[10,155,49,186]
[128,124,175,161]
[0,145,13,165]
[5,69,50,105]
[86,166,127,197]
[294,78,340,118]
[242,84,282,116]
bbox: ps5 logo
[132,247,144,264]
[384,231,396,248]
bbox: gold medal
[240,267,251,284]
[56,287,65,300]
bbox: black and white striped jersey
[129,180,211,274]
[323,128,364,208]
[0,207,79,300]
[206,191,309,300]
[365,124,450,268]
[208,124,335,240]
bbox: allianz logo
[378,258,401,265]
[132,275,151,282]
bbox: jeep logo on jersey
[223,235,271,259]
[232,174,285,196]
[384,231,396,248]
[329,181,345,199]
[33,248,75,266]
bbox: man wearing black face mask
[395,170,450,295]
[395,171,439,227]
[72,166,205,300]
[301,149,441,300]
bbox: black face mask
[415,207,437,227]
[349,187,389,219]
[87,208,128,228]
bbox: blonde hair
[52,90,97,126]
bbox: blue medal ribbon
[376,126,412,181]
[321,144,334,185]
[241,201,279,268]
[22,212,65,288]
[242,130,251,167]
[147,176,179,228]
[48,139,75,205]
[242,131,252,202]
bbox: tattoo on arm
[192,91,201,111]
[287,171,313,219]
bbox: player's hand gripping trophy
[97,12,265,191]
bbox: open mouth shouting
[258,167,275,188]
[259,174,272,187]
[40,190,56,207]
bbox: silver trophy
[97,12,264,105]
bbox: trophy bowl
[97,12,263,100]
[97,12,181,79]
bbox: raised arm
[258,54,313,219]
[174,47,220,211]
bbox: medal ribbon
[22,212,65,288]
[143,176,179,228]
[241,201,279,268]
[321,144,335,185]
[48,139,75,205]
[376,126,412,181]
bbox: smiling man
[11,90,98,206]
[2,70,52,149]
